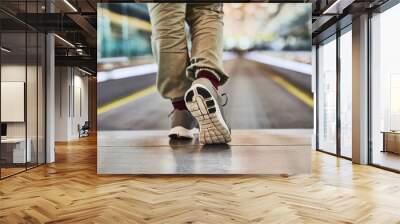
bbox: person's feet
[168,109,198,139]
[184,78,231,144]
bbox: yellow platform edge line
[270,75,314,108]
[98,73,313,115]
[98,85,157,115]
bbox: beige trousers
[148,3,228,101]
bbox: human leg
[184,4,231,144]
[185,3,229,86]
[148,3,192,101]
[148,3,197,138]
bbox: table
[382,131,400,154]
[1,138,31,163]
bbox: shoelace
[221,93,228,107]
[168,109,175,118]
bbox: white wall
[72,73,89,137]
[55,67,89,141]
[55,66,70,141]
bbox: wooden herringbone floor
[1,135,400,224]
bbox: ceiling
[0,0,98,73]
[0,0,395,73]
[311,0,391,43]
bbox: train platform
[97,57,313,130]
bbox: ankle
[197,70,220,89]
[172,100,187,111]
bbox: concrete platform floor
[97,129,312,175]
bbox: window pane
[38,33,45,165]
[1,30,28,177]
[318,38,337,154]
[371,4,400,171]
[27,31,38,169]
[340,30,352,158]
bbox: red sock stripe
[172,100,187,110]
[197,70,220,89]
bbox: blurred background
[97,3,313,130]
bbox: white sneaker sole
[184,84,231,144]
[168,126,196,139]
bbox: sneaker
[184,78,231,144]
[168,109,198,139]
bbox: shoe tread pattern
[185,86,231,144]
